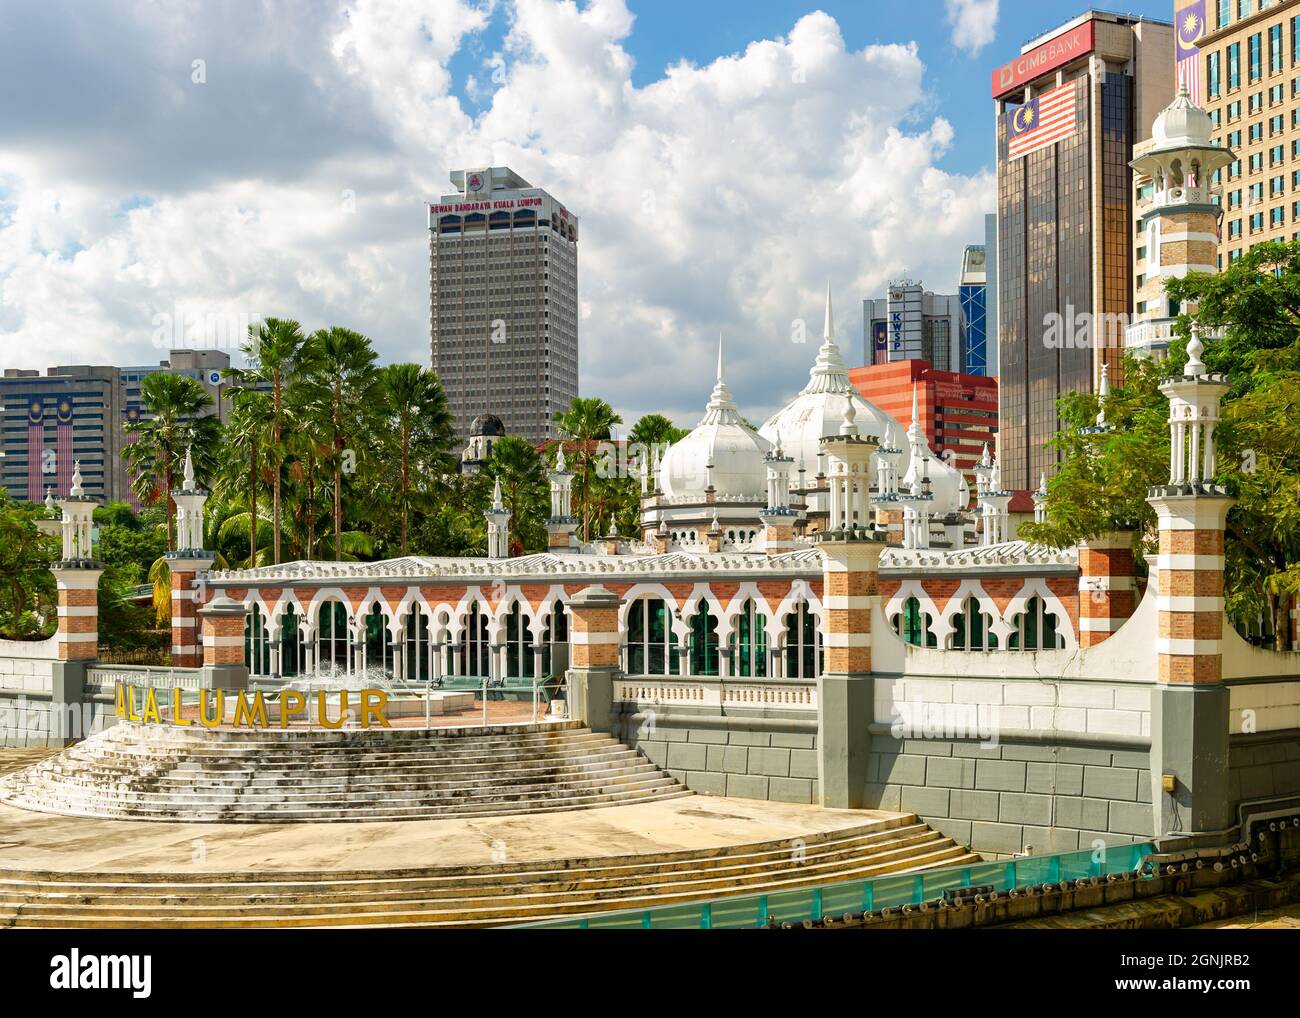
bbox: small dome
[659,336,771,498]
[1150,83,1214,150]
[469,413,505,437]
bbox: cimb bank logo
[49,950,151,999]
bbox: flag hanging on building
[1006,80,1080,160]
[26,398,44,503]
[1176,0,1207,104]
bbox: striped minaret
[1146,326,1234,835]
[816,377,884,810]
[565,585,623,734]
[52,462,102,662]
[760,443,795,555]
[1077,532,1137,648]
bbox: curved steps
[0,720,691,823]
[0,814,981,928]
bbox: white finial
[657,517,667,535]
[1038,472,1047,494]
[1185,321,1206,376]
[839,397,859,436]
[70,461,84,498]
[44,487,55,516]
[980,442,991,468]
[823,282,834,342]
[492,476,503,510]
[717,332,725,383]
[556,445,567,472]
[710,510,720,532]
[1096,362,1110,427]
[182,446,195,490]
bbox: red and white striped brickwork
[1078,533,1137,648]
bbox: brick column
[1077,532,1137,648]
[565,585,622,734]
[1146,342,1234,839]
[51,566,103,662]
[759,511,794,555]
[167,555,213,667]
[199,595,250,692]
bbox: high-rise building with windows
[993,11,1174,491]
[1186,0,1300,267]
[428,167,579,445]
[863,281,963,371]
[958,242,991,376]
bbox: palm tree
[215,388,274,566]
[379,363,454,555]
[629,413,688,458]
[485,436,548,553]
[231,317,307,565]
[301,327,379,560]
[554,397,622,541]
[122,373,220,550]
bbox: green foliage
[0,493,58,639]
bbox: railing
[86,664,205,693]
[514,842,1155,929]
[614,677,817,711]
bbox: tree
[1025,240,1300,647]
[485,436,548,553]
[301,327,379,561]
[554,397,622,540]
[0,494,57,639]
[232,317,307,565]
[378,363,454,556]
[214,387,275,567]
[628,413,688,454]
[122,372,220,550]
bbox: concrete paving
[0,788,899,876]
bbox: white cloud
[945,0,999,56]
[0,0,995,429]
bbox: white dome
[759,287,967,515]
[1151,83,1214,150]
[660,338,771,498]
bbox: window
[317,600,349,670]
[362,603,393,675]
[1271,23,1285,74]
[244,604,270,676]
[1271,84,1285,104]
[1219,0,1231,31]
[1228,42,1241,89]
[948,596,999,651]
[1251,210,1265,230]
[403,606,430,683]
[728,599,767,677]
[784,601,821,679]
[1272,174,1286,195]
[1271,143,1285,164]
[456,601,490,677]
[504,603,536,679]
[1228,99,1241,120]
[1229,218,1243,237]
[1251,181,1265,201]
[1249,90,1263,114]
[626,597,679,675]
[1230,128,1244,146]
[1229,188,1243,207]
[1250,152,1265,171]
[1209,50,1222,97]
[687,604,719,676]
[1249,33,1262,82]
[279,606,302,679]
[1007,596,1065,651]
[894,596,937,648]
[1270,114,1285,134]
[1294,15,1300,64]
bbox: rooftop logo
[992,20,1094,99]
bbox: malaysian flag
[56,398,73,497]
[26,398,43,502]
[1006,80,1080,161]
[1176,0,1206,105]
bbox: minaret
[545,446,579,552]
[167,447,214,670]
[759,438,796,556]
[814,307,884,808]
[51,461,103,667]
[1146,323,1234,836]
[1126,84,1234,362]
[485,477,512,559]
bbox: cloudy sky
[0,0,1169,428]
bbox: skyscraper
[428,167,579,445]
[958,243,990,376]
[863,281,963,371]
[994,11,1174,491]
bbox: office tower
[0,350,233,506]
[958,244,990,376]
[1191,0,1300,265]
[994,11,1174,491]
[428,166,579,445]
[863,281,963,371]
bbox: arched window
[280,606,303,678]
[728,599,767,677]
[244,604,270,675]
[1008,596,1065,650]
[627,597,680,675]
[317,601,349,670]
[458,601,490,677]
[404,605,430,683]
[948,595,998,651]
[688,603,719,676]
[363,603,393,675]
[505,603,536,678]
[541,602,567,676]
[784,601,822,679]
[894,596,937,647]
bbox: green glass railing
[513,841,1155,929]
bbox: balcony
[1124,319,1225,360]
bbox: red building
[847,360,998,474]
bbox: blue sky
[450,1,1176,177]
[0,0,1181,426]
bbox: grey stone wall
[1228,731,1300,818]
[618,706,820,804]
[865,735,1154,857]
[0,690,113,748]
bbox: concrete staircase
[0,720,690,823]
[0,814,980,928]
